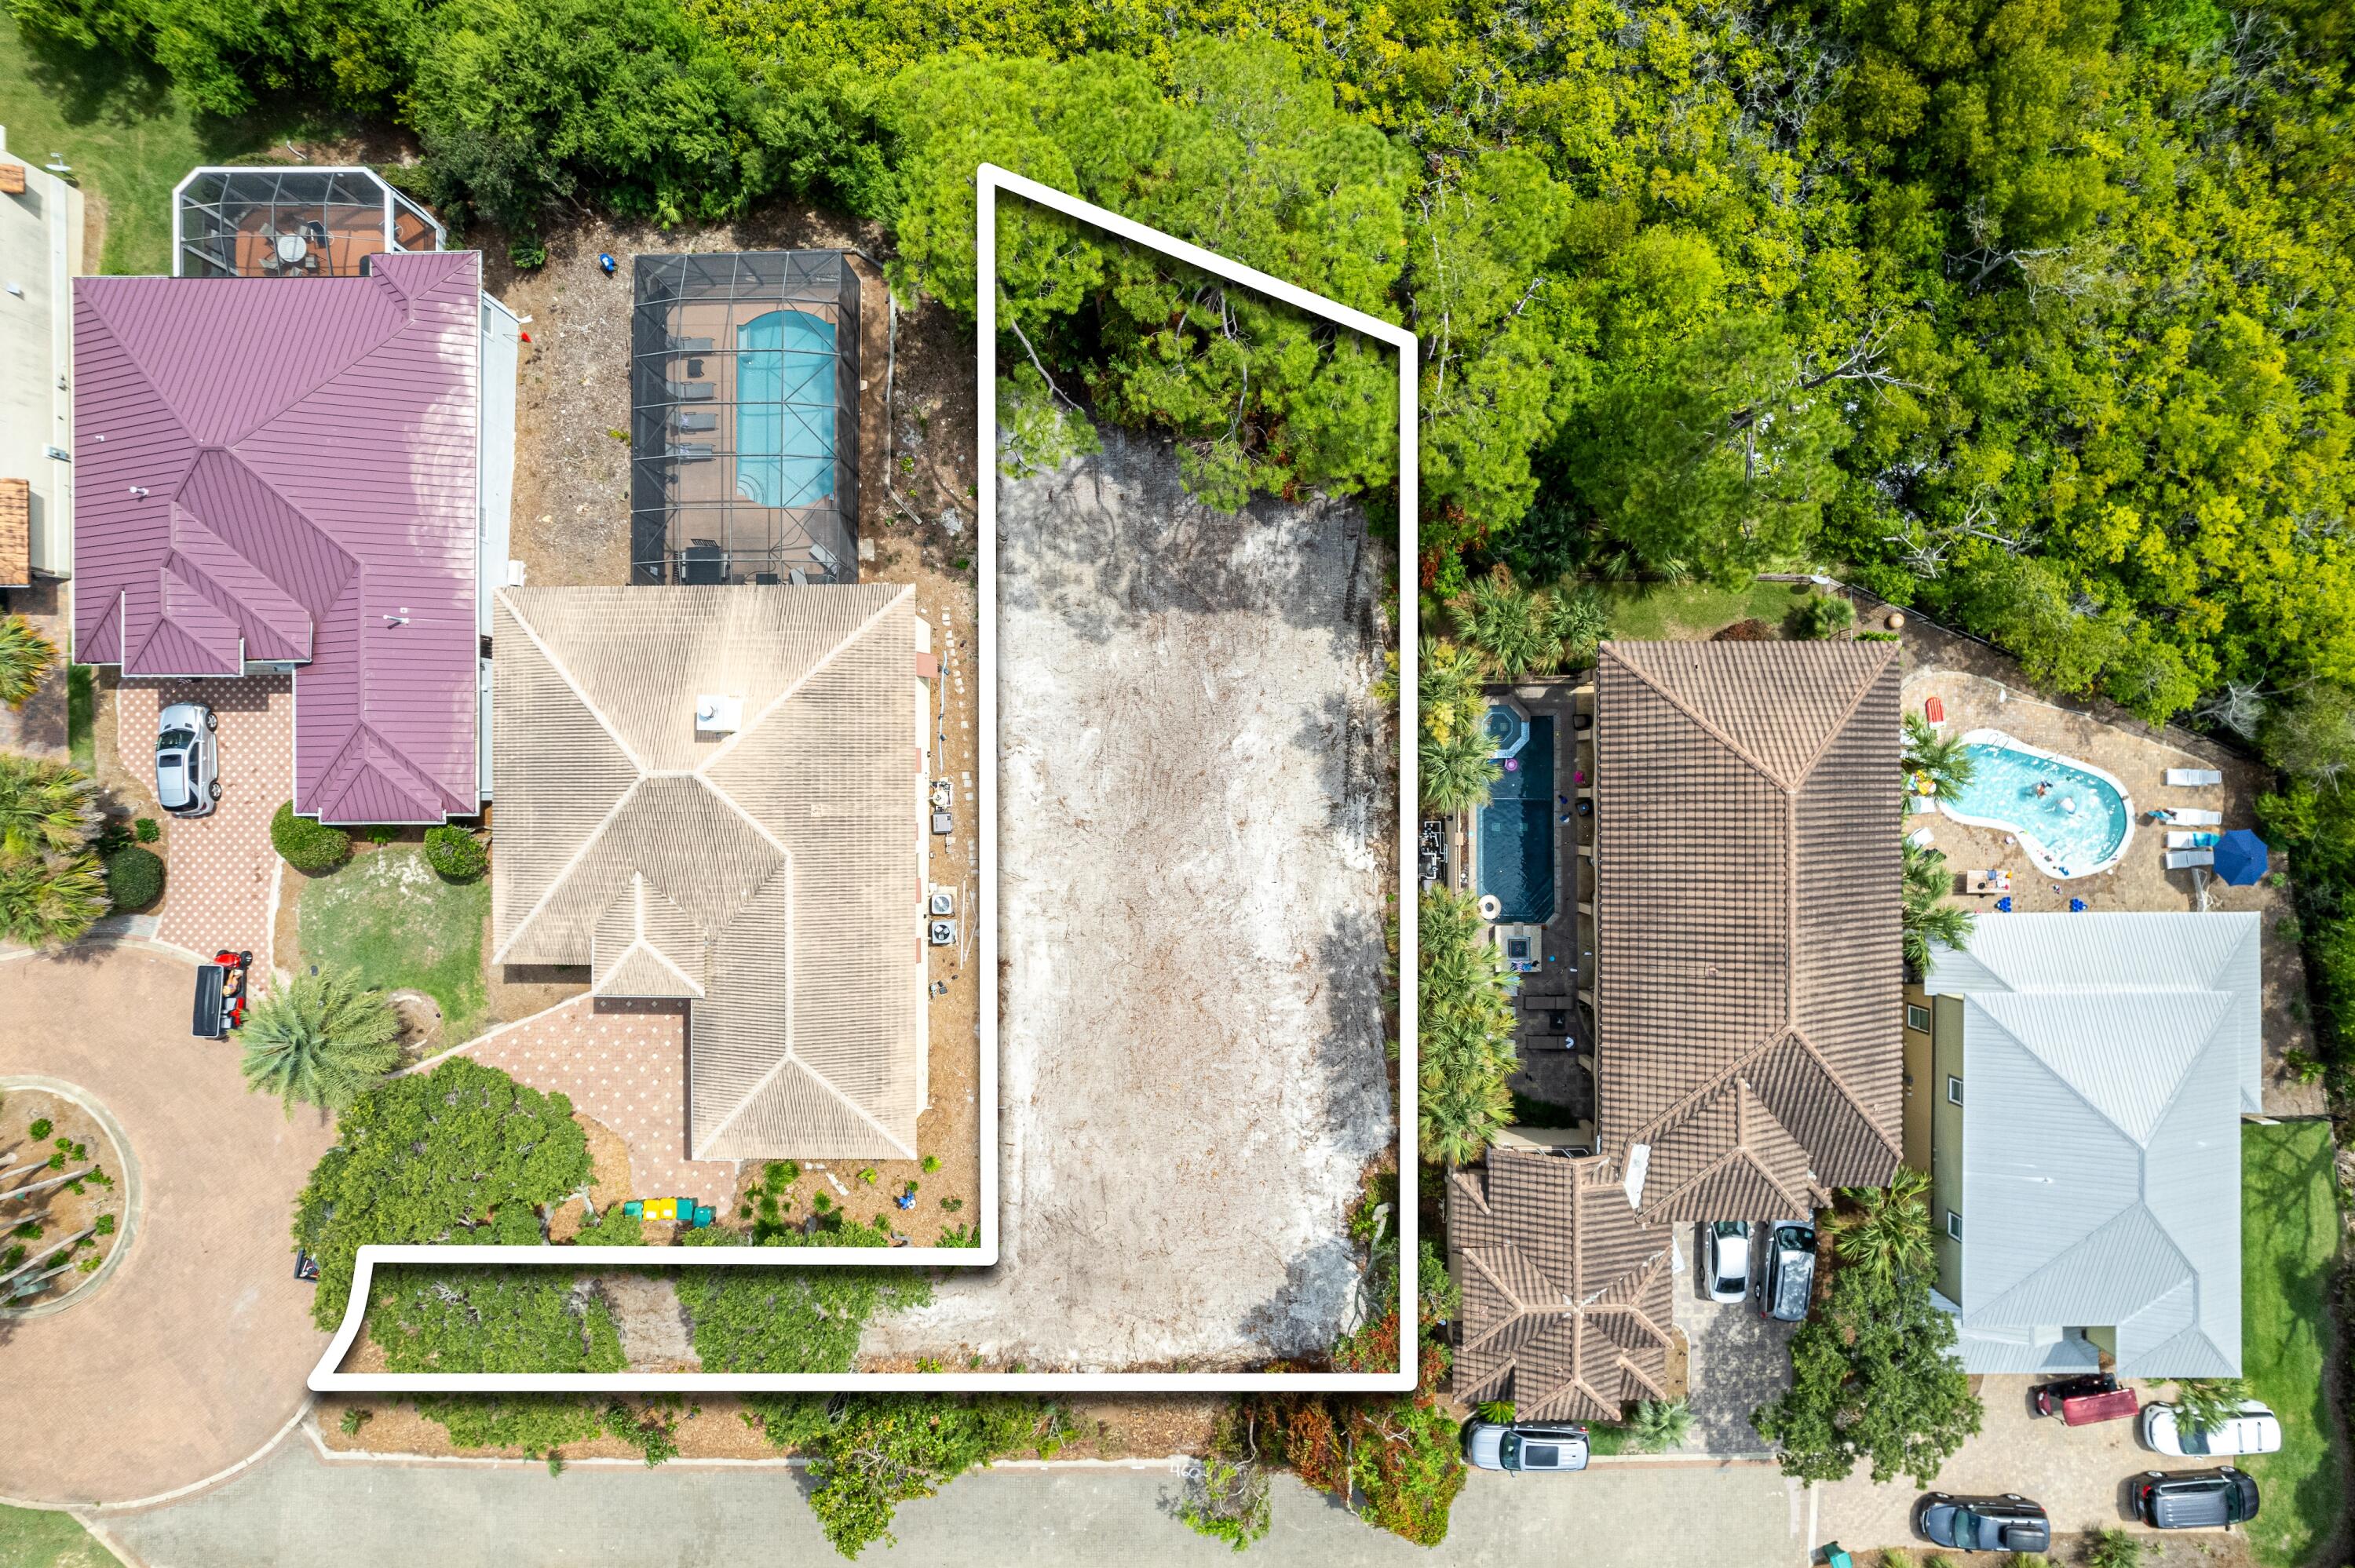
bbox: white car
[1704,1220,1751,1303]
[2140,1401,2281,1457]
[155,702,220,817]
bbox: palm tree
[1543,585,1609,673]
[2170,1377,2251,1435]
[0,618,57,709]
[1627,1398,1695,1453]
[239,970,403,1112]
[0,853,109,947]
[1422,724,1501,813]
[1831,1167,1935,1287]
[1902,713,1975,801]
[1457,571,1552,679]
[0,754,101,862]
[1419,889,1517,1166]
[1902,837,1976,970]
[1418,637,1500,812]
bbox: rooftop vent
[695,695,743,735]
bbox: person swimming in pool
[2035,781,2051,798]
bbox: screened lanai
[630,252,861,586]
[173,166,444,279]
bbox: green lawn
[2238,1120,2347,1568]
[0,16,274,274]
[297,844,490,1041]
[0,1504,114,1568]
[1594,580,1816,642]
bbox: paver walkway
[0,946,333,1506]
[463,996,736,1206]
[100,1435,1811,1567]
[115,675,293,977]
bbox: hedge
[103,844,164,910]
[271,803,352,871]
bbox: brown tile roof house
[1448,1151,1676,1422]
[491,584,926,1160]
[1594,640,1904,1223]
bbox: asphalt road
[95,1437,1813,1568]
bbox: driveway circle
[0,1075,138,1318]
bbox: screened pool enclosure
[173,166,445,279]
[630,252,861,585]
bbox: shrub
[103,844,164,911]
[2085,1527,2144,1568]
[0,614,58,707]
[1177,1452,1272,1551]
[1628,1397,1695,1453]
[1784,593,1857,640]
[133,816,159,844]
[272,803,352,871]
[424,825,488,881]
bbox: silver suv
[156,702,220,817]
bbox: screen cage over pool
[630,251,861,586]
[173,166,445,279]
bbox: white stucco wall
[0,127,83,578]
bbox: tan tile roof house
[1448,1151,1676,1422]
[1593,640,1904,1223]
[491,584,927,1160]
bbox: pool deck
[1894,614,2324,1117]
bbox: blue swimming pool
[1477,709,1555,924]
[735,308,838,509]
[1937,729,2134,879]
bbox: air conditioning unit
[928,920,957,946]
[928,888,955,917]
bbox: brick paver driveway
[116,675,294,974]
[0,946,333,1506]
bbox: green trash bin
[1824,1545,1853,1568]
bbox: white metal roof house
[1913,912,2259,1377]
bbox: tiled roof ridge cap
[1601,639,1897,792]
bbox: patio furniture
[671,410,717,432]
[2160,808,2222,826]
[2167,848,2214,870]
[2069,897,2087,911]
[668,335,714,353]
[665,442,715,463]
[664,380,717,401]
[1965,870,2012,895]
[1906,826,1935,848]
[2167,830,2221,849]
[1924,696,1944,724]
[679,542,728,583]
[2214,828,2269,885]
[2166,768,2224,786]
[1995,896,2013,912]
[274,231,308,267]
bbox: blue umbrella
[2214,829,2269,885]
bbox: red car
[2033,1373,2139,1426]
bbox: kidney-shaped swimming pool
[1934,727,2134,879]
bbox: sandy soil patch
[864,429,1396,1371]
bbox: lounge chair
[665,380,717,401]
[2166,768,2224,786]
[665,443,714,463]
[2167,849,2214,870]
[668,335,714,353]
[2166,808,2223,826]
[671,410,717,432]
[2166,830,2221,849]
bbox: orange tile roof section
[1448,1151,1676,1423]
[1593,639,1904,1223]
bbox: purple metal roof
[73,252,482,824]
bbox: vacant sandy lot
[864,430,1396,1370]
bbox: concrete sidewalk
[98,1435,1812,1568]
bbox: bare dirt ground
[863,428,1397,1372]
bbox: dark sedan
[1915,1493,2052,1554]
[2135,1467,2261,1530]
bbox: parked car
[2134,1467,2261,1529]
[1704,1220,1751,1303]
[2032,1373,2140,1426]
[1914,1493,2052,1555]
[2141,1402,2283,1458]
[155,702,219,817]
[1462,1420,1590,1474]
[1755,1220,1816,1322]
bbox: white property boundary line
[307,164,1418,1395]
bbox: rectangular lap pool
[1477,711,1555,924]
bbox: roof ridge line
[1970,997,2211,1148]
[496,590,650,775]
[491,775,646,964]
[1601,644,1790,791]
[696,585,912,779]
[1780,1025,1905,1156]
[1970,1200,2189,1326]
